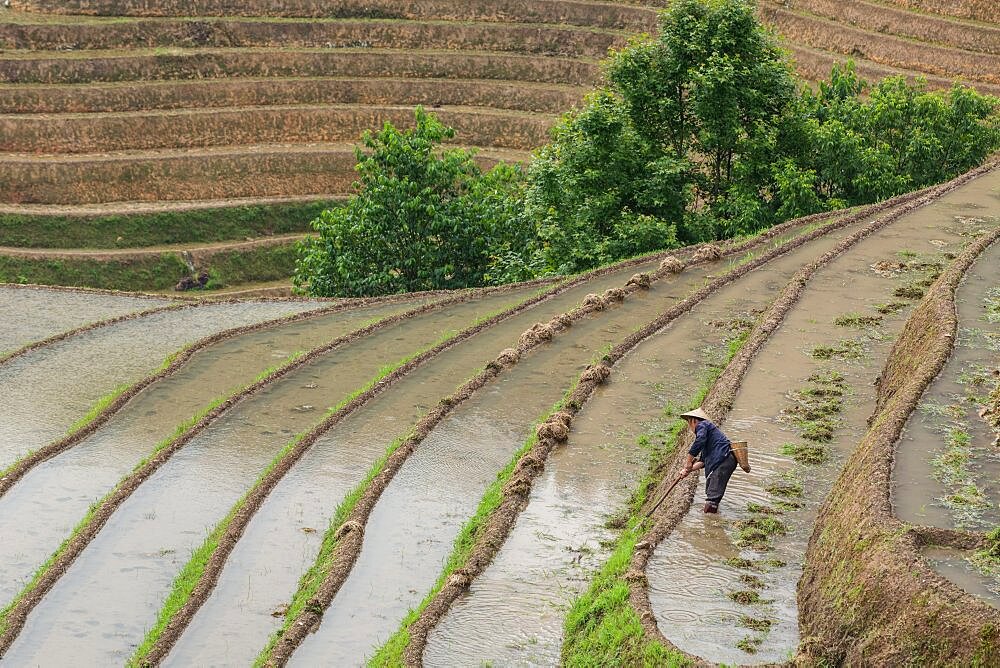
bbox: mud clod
[446,569,473,589]
[552,313,574,329]
[692,244,723,263]
[333,520,363,541]
[581,293,607,311]
[659,256,686,273]
[603,287,626,303]
[623,569,647,583]
[495,348,520,367]
[536,419,570,442]
[581,363,611,385]
[505,478,532,497]
[518,323,555,348]
[627,272,653,289]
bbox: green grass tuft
[810,339,865,360]
[738,615,773,632]
[894,283,926,300]
[66,383,131,437]
[874,301,908,315]
[833,312,882,328]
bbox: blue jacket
[688,419,732,475]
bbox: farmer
[678,407,737,513]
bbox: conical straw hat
[679,407,711,421]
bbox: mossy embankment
[0,199,331,248]
[0,236,303,291]
[798,223,1000,665]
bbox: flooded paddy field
[0,285,172,355]
[0,289,530,666]
[161,258,676,665]
[922,546,1000,609]
[0,298,323,471]
[3,171,997,667]
[893,240,1000,531]
[420,219,861,665]
[645,174,999,663]
[0,296,422,608]
[287,263,720,665]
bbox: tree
[501,0,802,279]
[294,108,528,297]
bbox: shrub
[294,108,530,297]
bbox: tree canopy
[296,0,999,296]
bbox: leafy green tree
[503,0,803,278]
[294,108,528,296]
[796,62,999,205]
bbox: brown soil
[0,48,601,86]
[782,0,1000,55]
[878,0,1000,24]
[0,104,556,153]
[623,160,1000,662]
[0,77,585,116]
[0,17,626,57]
[798,222,1000,661]
[0,143,525,204]
[760,4,1000,84]
[6,0,660,31]
[784,42,1000,97]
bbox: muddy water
[0,286,173,355]
[161,259,695,665]
[647,177,1000,664]
[0,298,424,609]
[421,224,862,666]
[160,260,668,666]
[893,241,1000,530]
[0,300,325,472]
[922,547,1000,609]
[282,259,751,666]
[1,289,538,667]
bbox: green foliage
[796,63,999,204]
[294,107,530,296]
[293,1,998,295]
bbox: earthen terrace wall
[798,195,1000,665]
[8,0,660,31]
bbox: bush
[294,108,530,297]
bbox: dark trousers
[705,452,738,504]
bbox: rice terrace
[0,0,999,664]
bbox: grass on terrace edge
[251,292,556,665]
[127,346,428,666]
[0,344,189,488]
[0,352,305,638]
[367,384,578,665]
[0,200,334,249]
[0,242,301,292]
[560,330,750,667]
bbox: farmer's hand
[679,466,692,478]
